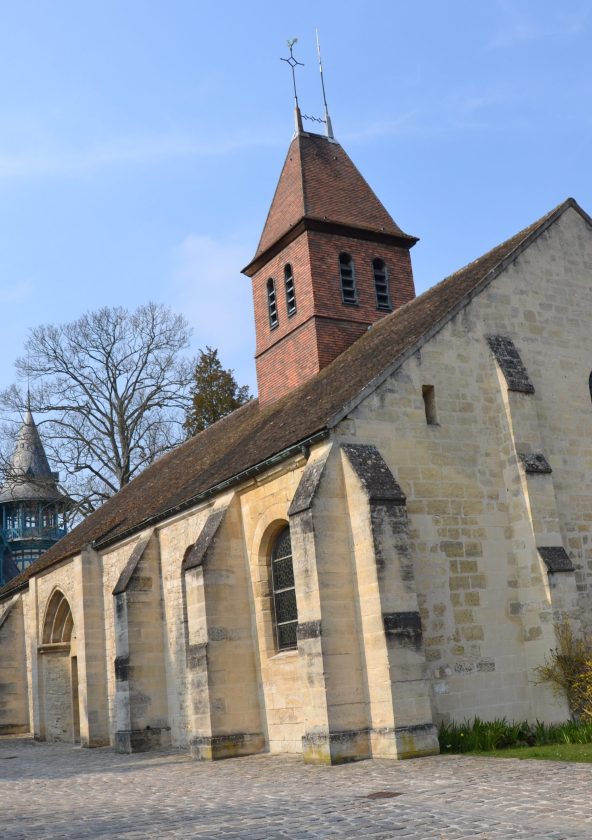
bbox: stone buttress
[113,530,171,752]
[340,443,439,758]
[75,546,109,746]
[288,443,371,763]
[487,335,576,720]
[182,495,265,760]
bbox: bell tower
[242,112,418,406]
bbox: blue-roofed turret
[0,409,71,586]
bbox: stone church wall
[4,207,591,761]
[41,649,73,741]
[240,459,308,754]
[0,595,29,734]
[157,507,211,747]
[336,206,589,725]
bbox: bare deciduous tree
[0,303,192,515]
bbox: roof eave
[242,216,418,277]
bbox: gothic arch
[42,589,75,644]
[250,513,293,659]
[39,589,80,743]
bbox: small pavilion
[0,409,70,585]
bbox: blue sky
[0,0,591,395]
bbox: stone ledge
[182,507,227,571]
[518,452,552,474]
[115,726,171,754]
[37,643,70,655]
[189,731,265,761]
[486,335,535,393]
[342,444,406,503]
[538,546,575,573]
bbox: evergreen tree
[184,346,251,436]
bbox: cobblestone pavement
[1,737,591,839]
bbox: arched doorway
[39,590,80,743]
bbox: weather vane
[281,34,335,139]
[281,38,304,107]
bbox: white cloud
[168,233,258,392]
[343,96,513,144]
[342,110,421,143]
[491,2,589,49]
[0,131,279,181]
[0,280,32,304]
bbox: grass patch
[439,717,592,755]
[476,743,592,763]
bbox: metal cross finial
[281,38,304,107]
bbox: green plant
[535,620,592,721]
[438,716,592,754]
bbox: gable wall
[336,207,592,723]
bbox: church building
[1,102,591,763]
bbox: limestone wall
[239,460,308,754]
[0,596,29,734]
[42,650,73,741]
[157,506,211,747]
[336,207,591,725]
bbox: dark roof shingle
[1,197,586,598]
[255,132,414,257]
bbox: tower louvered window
[339,253,357,305]
[373,258,392,310]
[271,525,298,651]
[267,277,278,329]
[284,264,296,317]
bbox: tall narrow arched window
[339,253,358,305]
[271,525,298,651]
[373,258,392,310]
[284,264,297,317]
[267,277,278,329]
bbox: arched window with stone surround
[270,525,298,651]
[339,252,357,305]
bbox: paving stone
[1,737,592,838]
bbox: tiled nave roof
[0,198,587,598]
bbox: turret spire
[0,408,71,585]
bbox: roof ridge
[298,133,309,218]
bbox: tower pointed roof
[252,131,417,262]
[0,409,64,503]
